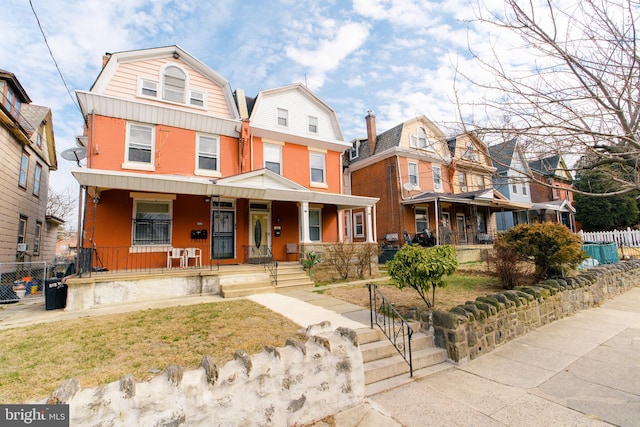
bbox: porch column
[366,206,375,243]
[300,201,311,243]
[338,209,344,242]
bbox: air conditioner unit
[17,243,28,252]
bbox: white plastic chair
[183,247,202,267]
[167,248,184,269]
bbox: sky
[1,0,519,205]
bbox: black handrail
[367,283,413,377]
[242,245,277,286]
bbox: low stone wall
[429,260,640,363]
[65,271,221,311]
[41,323,364,426]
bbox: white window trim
[161,64,188,104]
[408,161,419,186]
[433,165,443,191]
[188,89,207,109]
[309,208,322,242]
[123,122,156,171]
[308,116,318,134]
[349,143,359,161]
[131,197,174,250]
[33,163,42,196]
[415,207,429,233]
[264,142,283,175]
[459,172,467,192]
[277,108,288,127]
[137,77,159,100]
[195,133,221,177]
[309,151,327,188]
[353,212,365,238]
[19,152,29,188]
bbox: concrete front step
[364,345,447,385]
[365,361,455,397]
[360,333,434,363]
[221,285,274,298]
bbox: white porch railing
[578,228,640,247]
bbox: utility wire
[29,0,82,116]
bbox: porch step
[274,262,314,291]
[355,324,449,397]
[221,284,274,298]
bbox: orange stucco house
[71,46,377,274]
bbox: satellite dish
[403,182,417,192]
[61,147,87,166]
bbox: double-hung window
[33,164,42,196]
[197,134,219,173]
[408,162,418,186]
[415,208,429,233]
[126,123,155,167]
[264,143,282,174]
[19,152,29,188]
[476,175,484,190]
[277,108,288,127]
[309,209,322,241]
[18,216,27,245]
[140,79,158,97]
[433,165,443,191]
[310,152,325,184]
[308,116,318,133]
[163,66,186,103]
[354,212,364,238]
[459,172,467,192]
[132,200,171,245]
[34,221,42,255]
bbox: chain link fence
[0,262,51,303]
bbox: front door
[456,213,467,244]
[212,211,234,259]
[250,210,270,260]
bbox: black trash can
[45,280,68,310]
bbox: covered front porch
[401,189,532,246]
[72,168,378,275]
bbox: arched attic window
[163,66,186,103]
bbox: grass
[323,273,502,315]
[0,299,302,404]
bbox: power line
[29,0,82,116]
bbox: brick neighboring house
[489,138,534,231]
[0,69,60,265]
[71,46,377,272]
[528,155,576,230]
[344,111,525,247]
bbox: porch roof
[71,168,378,210]
[401,189,532,210]
[531,199,576,213]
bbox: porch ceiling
[71,168,378,210]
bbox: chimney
[102,53,112,68]
[365,110,376,155]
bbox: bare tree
[47,185,77,222]
[458,0,640,196]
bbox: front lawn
[0,299,301,403]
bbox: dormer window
[137,65,206,108]
[463,142,479,161]
[163,66,186,103]
[410,127,433,150]
[349,142,359,160]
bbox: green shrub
[494,222,586,280]
[386,244,458,308]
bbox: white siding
[252,89,341,142]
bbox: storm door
[212,210,234,259]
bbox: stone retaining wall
[40,323,363,426]
[429,260,640,363]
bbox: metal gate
[0,261,49,304]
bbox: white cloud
[285,22,370,88]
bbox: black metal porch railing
[242,245,278,286]
[76,243,215,277]
[367,283,413,377]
